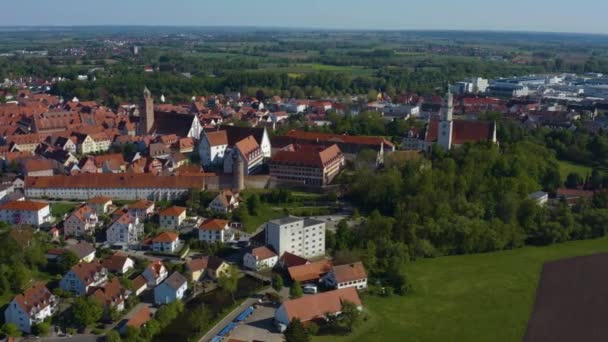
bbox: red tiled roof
[127,306,152,329]
[91,278,126,307]
[101,253,132,273]
[186,256,226,272]
[332,262,367,283]
[251,246,277,260]
[152,231,179,243]
[70,261,105,286]
[159,206,186,217]
[279,252,309,268]
[0,200,49,211]
[271,144,342,168]
[13,282,54,315]
[425,118,495,145]
[199,218,230,231]
[285,130,395,149]
[288,259,333,283]
[88,196,112,204]
[556,188,594,199]
[281,287,362,323]
[133,275,147,290]
[205,130,229,147]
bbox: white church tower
[438,86,454,150]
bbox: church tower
[233,151,245,191]
[438,86,454,150]
[140,87,155,135]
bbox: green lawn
[50,202,77,218]
[316,236,608,342]
[558,160,592,180]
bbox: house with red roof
[198,218,233,243]
[274,287,362,332]
[4,282,58,333]
[269,144,344,187]
[323,262,368,290]
[106,211,143,247]
[208,190,241,213]
[59,261,108,296]
[152,231,180,253]
[158,206,187,229]
[142,261,169,287]
[90,277,129,312]
[63,204,98,237]
[0,200,51,226]
[243,246,278,271]
[223,135,264,175]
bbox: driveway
[198,297,260,342]
[227,303,283,342]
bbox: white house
[101,253,135,275]
[4,282,57,334]
[106,212,143,247]
[152,232,180,253]
[0,200,51,226]
[87,196,113,215]
[59,261,108,296]
[528,191,549,206]
[158,206,187,229]
[223,135,264,175]
[198,130,228,166]
[63,204,98,237]
[243,246,278,271]
[154,272,188,305]
[198,219,234,243]
[128,199,155,220]
[323,262,368,290]
[208,190,241,213]
[142,261,169,287]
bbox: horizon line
[0,25,607,37]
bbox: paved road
[198,297,260,342]
[34,334,99,342]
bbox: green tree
[1,323,22,337]
[72,297,103,327]
[284,318,310,342]
[59,251,80,273]
[247,194,261,215]
[290,281,303,299]
[565,172,583,189]
[218,265,240,303]
[105,330,122,342]
[340,300,362,332]
[272,273,284,291]
[32,321,51,337]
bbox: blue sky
[1,0,607,34]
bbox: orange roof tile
[159,206,186,217]
[281,287,361,323]
[0,200,49,211]
[152,231,179,243]
[288,259,333,283]
[199,218,230,231]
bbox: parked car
[303,284,318,294]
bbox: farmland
[316,236,608,342]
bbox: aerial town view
[1,1,608,342]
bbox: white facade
[266,217,325,259]
[198,133,228,166]
[143,263,169,287]
[243,252,278,271]
[153,239,179,253]
[0,202,51,227]
[106,215,143,246]
[26,186,193,201]
[198,227,233,243]
[59,267,108,296]
[4,287,57,334]
[154,277,187,305]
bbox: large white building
[198,130,228,166]
[106,212,143,247]
[0,200,51,226]
[25,174,206,201]
[4,282,57,334]
[265,216,325,259]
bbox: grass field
[557,160,592,180]
[50,202,77,218]
[316,236,608,342]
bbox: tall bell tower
[438,86,454,150]
[140,87,155,135]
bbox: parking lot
[227,303,284,342]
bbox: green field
[557,160,592,180]
[316,236,608,342]
[50,202,77,218]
